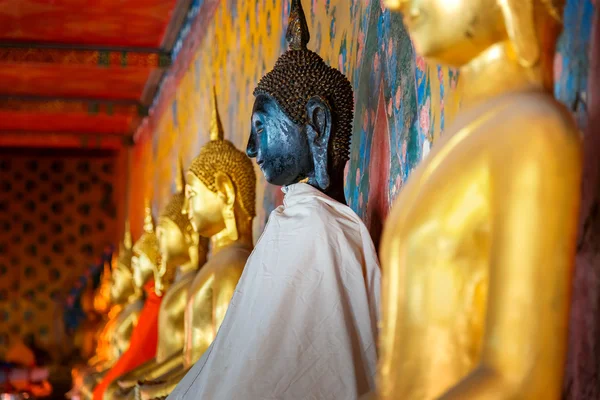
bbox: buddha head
[132,201,160,291]
[184,89,256,242]
[93,259,113,313]
[155,158,208,295]
[109,222,136,304]
[385,0,564,77]
[248,0,353,200]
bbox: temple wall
[0,151,119,359]
[131,0,456,239]
[132,0,594,246]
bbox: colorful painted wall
[0,152,119,360]
[130,0,458,240]
[132,0,594,247]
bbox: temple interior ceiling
[0,0,195,150]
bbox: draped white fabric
[168,183,381,400]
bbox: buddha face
[131,252,155,289]
[386,0,505,66]
[247,94,312,186]
[157,218,188,271]
[110,262,133,304]
[184,173,226,237]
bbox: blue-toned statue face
[247,94,312,186]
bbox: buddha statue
[71,224,143,400]
[112,159,209,399]
[167,2,380,399]
[70,278,103,399]
[93,202,163,400]
[374,0,582,399]
[137,89,256,400]
[86,256,116,368]
[76,278,102,361]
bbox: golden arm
[117,350,183,389]
[213,266,243,331]
[137,367,188,400]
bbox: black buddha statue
[166,2,380,399]
[247,0,353,203]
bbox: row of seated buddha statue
[71,0,582,398]
[68,90,256,400]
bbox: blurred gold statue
[376,0,582,399]
[95,200,164,400]
[137,89,256,399]
[70,223,144,399]
[81,217,150,399]
[113,158,209,399]
[73,276,102,362]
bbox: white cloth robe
[168,183,381,400]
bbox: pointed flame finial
[209,86,224,141]
[175,155,185,193]
[286,0,310,50]
[123,218,132,250]
[143,198,155,234]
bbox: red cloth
[93,282,162,400]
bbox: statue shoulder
[189,247,250,289]
[498,92,580,148]
[163,273,194,300]
[212,247,251,277]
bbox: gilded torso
[183,244,251,366]
[112,298,145,360]
[156,269,196,362]
[379,91,581,399]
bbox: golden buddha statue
[95,201,165,400]
[73,223,144,399]
[70,276,105,399]
[112,159,209,399]
[76,278,102,361]
[136,89,256,399]
[86,256,116,367]
[376,0,582,399]
[81,221,152,399]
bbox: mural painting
[139,0,594,246]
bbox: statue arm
[213,266,243,331]
[116,351,184,392]
[439,130,581,399]
[116,357,157,389]
[137,367,189,400]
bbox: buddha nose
[246,132,258,158]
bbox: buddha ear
[214,171,236,207]
[305,96,332,190]
[498,0,539,67]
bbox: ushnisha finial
[143,198,155,234]
[123,218,133,250]
[210,86,224,141]
[286,0,310,50]
[175,155,185,193]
